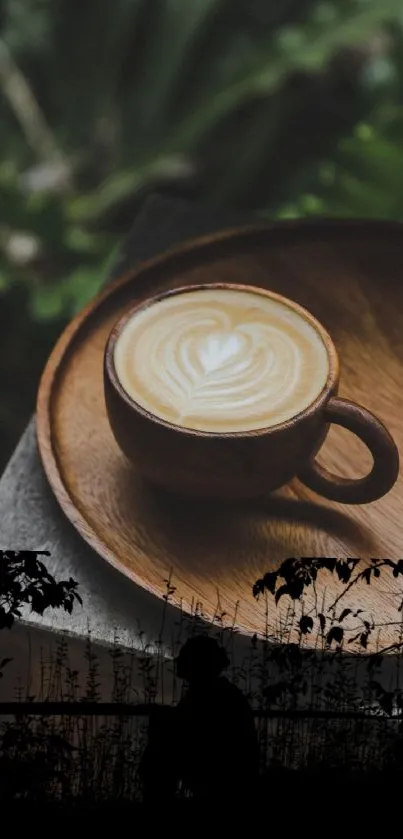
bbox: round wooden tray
[36,220,403,648]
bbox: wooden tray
[36,220,403,648]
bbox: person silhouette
[174,635,260,803]
[139,635,260,805]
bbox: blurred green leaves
[1,0,403,323]
[269,115,403,221]
[30,265,105,320]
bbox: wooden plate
[36,220,403,649]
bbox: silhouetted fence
[0,702,402,720]
[1,701,402,789]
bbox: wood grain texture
[36,220,403,649]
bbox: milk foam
[113,288,330,432]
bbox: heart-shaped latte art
[197,331,247,374]
[159,318,299,418]
[113,288,329,432]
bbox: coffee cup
[103,283,399,505]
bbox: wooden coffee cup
[104,283,399,505]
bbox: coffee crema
[113,287,330,433]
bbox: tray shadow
[115,464,379,579]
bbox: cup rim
[104,282,340,438]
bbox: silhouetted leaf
[326,625,344,646]
[382,558,395,567]
[252,578,264,598]
[363,568,372,584]
[335,559,355,583]
[279,557,298,581]
[393,559,403,577]
[321,557,337,573]
[338,608,352,622]
[262,571,277,594]
[294,578,307,599]
[275,584,290,605]
[299,615,314,635]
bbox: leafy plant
[0,549,82,632]
[253,555,403,654]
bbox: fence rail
[0,702,401,720]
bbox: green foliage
[0,0,403,318]
[269,118,403,220]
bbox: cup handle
[297,397,399,504]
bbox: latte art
[113,288,330,432]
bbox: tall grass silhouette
[1,559,403,803]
